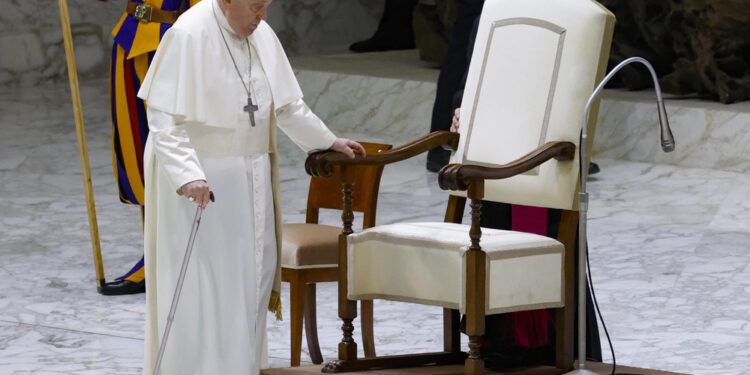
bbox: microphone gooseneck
[580,56,675,193]
[569,57,676,375]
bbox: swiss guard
[100,0,201,295]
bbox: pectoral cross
[244,96,258,127]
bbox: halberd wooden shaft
[57,0,105,288]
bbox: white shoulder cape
[137,0,303,128]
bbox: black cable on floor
[586,240,642,375]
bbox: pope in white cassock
[136,0,366,373]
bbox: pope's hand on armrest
[330,138,367,159]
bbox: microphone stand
[567,57,675,375]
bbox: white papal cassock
[137,0,337,373]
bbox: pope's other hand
[450,108,461,133]
[180,179,211,210]
[330,138,367,159]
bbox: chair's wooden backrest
[450,0,615,211]
[306,142,393,229]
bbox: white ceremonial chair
[304,0,615,374]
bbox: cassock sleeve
[275,99,338,154]
[147,107,206,192]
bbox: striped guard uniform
[110,0,200,206]
[109,0,200,283]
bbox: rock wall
[0,0,383,87]
[601,0,750,104]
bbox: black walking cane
[153,191,215,375]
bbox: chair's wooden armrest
[438,141,575,191]
[305,131,460,178]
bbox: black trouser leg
[350,0,419,52]
[426,0,484,171]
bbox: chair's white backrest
[450,0,614,210]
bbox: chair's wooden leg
[557,210,578,370]
[337,233,357,361]
[360,300,376,358]
[465,191,485,375]
[290,272,307,367]
[304,283,323,364]
[464,249,486,375]
[335,173,358,362]
[555,307,574,370]
[443,308,460,353]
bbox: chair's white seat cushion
[347,222,564,314]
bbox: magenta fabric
[511,205,548,236]
[510,205,551,348]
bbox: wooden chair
[304,1,615,373]
[281,141,392,366]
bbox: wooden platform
[262,362,687,375]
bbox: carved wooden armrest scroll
[305,131,460,178]
[438,141,576,191]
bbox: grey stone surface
[1,0,383,88]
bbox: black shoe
[588,162,600,175]
[99,256,145,296]
[98,279,145,296]
[350,0,418,53]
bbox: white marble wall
[593,91,750,173]
[0,0,382,87]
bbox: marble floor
[1,79,749,375]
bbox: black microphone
[657,99,675,152]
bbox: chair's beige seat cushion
[281,223,340,269]
[347,222,564,314]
